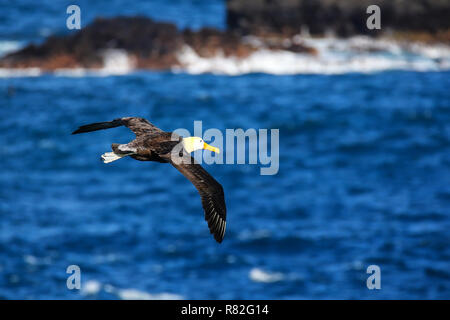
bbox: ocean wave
[176,36,450,75]
[50,50,135,77]
[99,49,136,75]
[1,36,449,77]
[116,289,183,300]
[81,280,102,295]
[0,48,135,78]
[249,268,284,283]
[0,68,42,78]
[0,67,136,78]
[81,280,183,300]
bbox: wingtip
[214,224,226,244]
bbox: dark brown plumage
[72,117,227,243]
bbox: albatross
[72,117,226,243]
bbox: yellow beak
[203,142,220,154]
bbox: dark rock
[227,0,450,38]
[183,28,255,58]
[0,16,183,70]
[0,16,315,71]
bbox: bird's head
[182,137,220,154]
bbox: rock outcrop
[0,17,181,70]
[0,16,315,70]
[1,1,449,71]
[226,0,450,39]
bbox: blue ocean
[0,1,449,299]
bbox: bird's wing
[120,117,163,136]
[162,153,227,243]
[72,117,162,136]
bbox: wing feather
[164,154,227,243]
[121,117,162,136]
[72,117,162,136]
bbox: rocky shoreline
[1,0,448,72]
[0,17,316,71]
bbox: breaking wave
[249,268,284,283]
[0,45,135,78]
[1,36,449,77]
[176,36,450,75]
[81,280,184,300]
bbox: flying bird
[72,117,226,243]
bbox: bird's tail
[101,152,127,163]
[72,119,123,134]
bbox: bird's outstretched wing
[72,117,162,136]
[163,154,227,243]
[121,117,162,136]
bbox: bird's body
[72,117,226,243]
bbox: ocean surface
[0,1,449,300]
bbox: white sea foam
[0,36,449,77]
[0,47,135,78]
[52,50,135,77]
[116,289,183,300]
[0,68,42,77]
[100,49,135,75]
[176,36,450,75]
[80,279,183,300]
[81,280,102,295]
[249,268,284,283]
